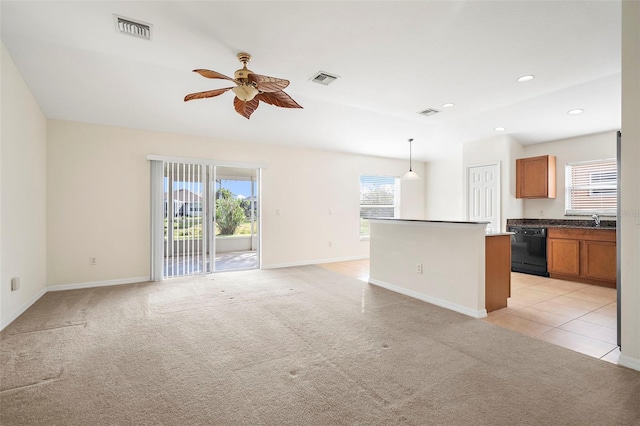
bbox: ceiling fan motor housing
[234,52,253,81]
[234,68,253,81]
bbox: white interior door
[468,163,500,232]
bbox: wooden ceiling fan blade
[184,87,233,102]
[233,97,260,119]
[256,91,303,109]
[193,69,238,83]
[248,74,290,92]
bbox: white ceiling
[0,1,621,162]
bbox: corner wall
[424,146,464,221]
[0,43,48,328]
[619,0,640,371]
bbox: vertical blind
[565,159,617,215]
[359,175,399,236]
[164,162,208,278]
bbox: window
[565,159,617,216]
[359,175,399,237]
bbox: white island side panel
[369,220,487,318]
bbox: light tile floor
[487,272,620,364]
[318,259,620,365]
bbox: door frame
[465,162,501,232]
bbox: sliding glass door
[151,159,261,279]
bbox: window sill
[564,212,617,217]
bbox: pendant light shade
[402,138,420,180]
[403,170,420,180]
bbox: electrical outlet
[416,264,423,274]
[11,277,20,291]
[90,257,97,266]
[328,241,333,247]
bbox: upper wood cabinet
[516,155,556,199]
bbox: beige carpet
[1,265,639,425]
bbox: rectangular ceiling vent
[114,15,152,40]
[418,108,440,117]
[310,71,339,86]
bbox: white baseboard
[47,276,151,292]
[262,255,369,270]
[618,354,640,372]
[368,278,487,319]
[1,287,48,331]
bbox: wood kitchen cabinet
[485,234,511,312]
[582,240,616,282]
[548,238,580,276]
[516,155,556,199]
[547,228,616,287]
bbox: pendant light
[403,138,420,180]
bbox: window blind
[360,175,399,237]
[565,159,617,216]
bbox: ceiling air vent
[418,108,440,117]
[310,71,339,86]
[114,15,152,40]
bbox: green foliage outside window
[216,198,246,235]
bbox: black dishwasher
[508,226,549,276]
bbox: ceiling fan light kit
[184,52,302,119]
[403,138,420,180]
[231,85,259,101]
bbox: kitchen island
[368,218,511,318]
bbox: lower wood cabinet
[548,238,580,276]
[582,240,616,282]
[485,234,511,312]
[547,228,616,288]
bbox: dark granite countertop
[506,218,616,230]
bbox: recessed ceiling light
[567,108,584,115]
[494,127,506,132]
[442,103,455,108]
[517,75,535,83]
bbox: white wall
[0,43,48,328]
[620,0,640,371]
[46,120,425,286]
[424,146,464,221]
[462,135,524,231]
[522,131,618,220]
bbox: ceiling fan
[184,52,303,119]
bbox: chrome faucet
[592,213,601,227]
